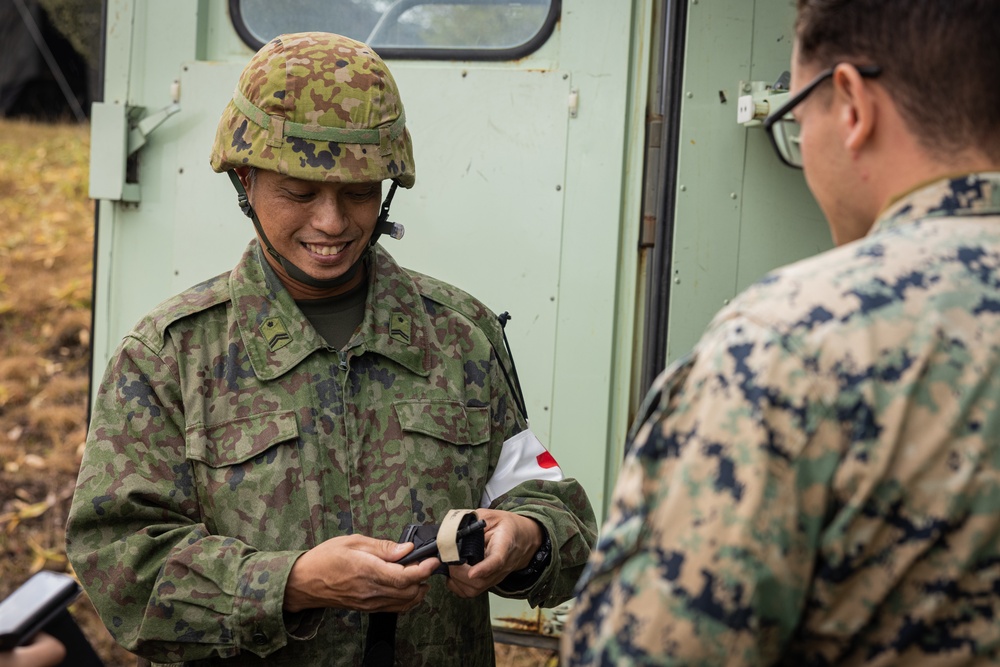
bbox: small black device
[0,571,80,650]
[0,570,105,666]
[397,517,486,575]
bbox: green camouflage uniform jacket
[67,242,596,666]
[563,173,1000,666]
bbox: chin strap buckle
[227,170,254,218]
[369,179,403,246]
[385,221,405,240]
[237,192,252,217]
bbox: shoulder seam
[133,273,231,350]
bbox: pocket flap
[186,411,299,467]
[394,400,490,446]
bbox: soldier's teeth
[307,244,345,256]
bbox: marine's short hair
[796,0,1000,162]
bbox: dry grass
[0,118,557,666]
[0,117,135,666]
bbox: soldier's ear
[234,166,253,192]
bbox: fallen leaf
[17,499,53,520]
[24,454,47,469]
[27,535,66,573]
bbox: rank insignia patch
[260,316,292,352]
[390,312,412,345]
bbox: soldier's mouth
[304,242,347,256]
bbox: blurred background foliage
[38,0,103,68]
[0,0,101,121]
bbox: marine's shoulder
[724,234,905,335]
[130,272,232,350]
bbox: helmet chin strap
[227,171,404,290]
[369,180,405,245]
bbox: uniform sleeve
[65,337,314,662]
[485,347,599,609]
[562,315,838,666]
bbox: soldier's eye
[347,187,379,201]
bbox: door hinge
[89,89,181,203]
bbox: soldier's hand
[284,534,439,613]
[446,509,542,598]
[0,633,66,667]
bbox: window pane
[233,0,557,58]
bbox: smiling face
[242,168,382,298]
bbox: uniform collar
[232,241,431,381]
[872,172,1000,235]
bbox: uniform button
[252,631,268,645]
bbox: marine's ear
[832,63,878,156]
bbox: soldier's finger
[12,633,66,667]
[445,578,470,598]
[374,558,439,591]
[466,551,505,580]
[369,539,415,562]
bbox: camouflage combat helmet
[211,32,412,289]
[210,31,415,187]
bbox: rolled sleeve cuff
[234,550,309,657]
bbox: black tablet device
[0,571,80,651]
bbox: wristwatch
[499,527,552,591]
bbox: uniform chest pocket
[390,400,491,511]
[185,411,304,547]
[186,410,299,466]
[393,400,490,446]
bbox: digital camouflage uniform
[66,31,596,666]
[563,174,1000,666]
[67,241,595,666]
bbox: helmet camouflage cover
[210,32,415,187]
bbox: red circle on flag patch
[536,451,559,469]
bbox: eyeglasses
[763,64,882,169]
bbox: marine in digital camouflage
[210,32,415,187]
[562,174,1000,665]
[66,240,596,666]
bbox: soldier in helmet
[564,0,1000,665]
[67,32,596,666]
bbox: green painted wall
[666,0,830,362]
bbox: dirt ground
[0,118,557,666]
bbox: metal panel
[666,0,829,361]
[384,66,571,450]
[88,102,128,201]
[91,0,217,371]
[548,0,643,525]
[172,60,254,293]
[667,1,754,361]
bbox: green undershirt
[296,278,368,350]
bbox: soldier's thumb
[378,539,412,563]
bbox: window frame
[229,0,561,61]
